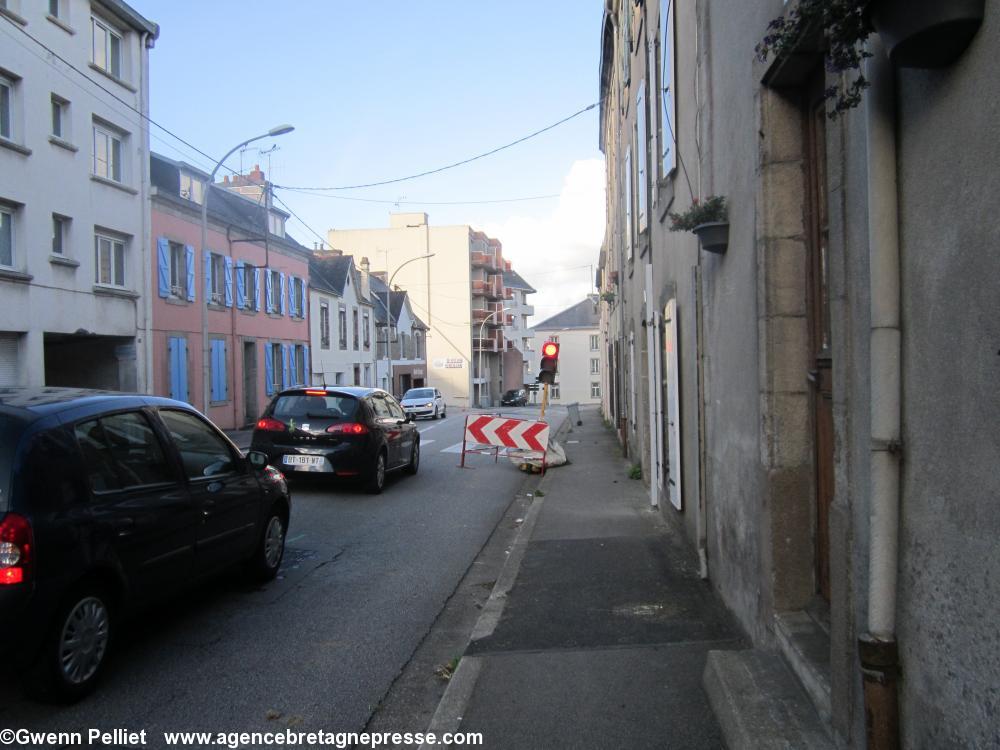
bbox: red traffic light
[541,342,559,357]
[538,341,560,385]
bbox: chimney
[358,256,371,302]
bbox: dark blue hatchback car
[0,388,291,701]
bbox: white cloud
[483,158,605,325]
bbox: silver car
[399,387,446,420]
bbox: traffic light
[537,341,559,385]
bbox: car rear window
[272,393,359,422]
[0,416,25,513]
[404,389,434,400]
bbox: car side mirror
[247,450,269,471]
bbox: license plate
[282,455,324,467]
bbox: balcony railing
[471,280,489,296]
[470,251,499,270]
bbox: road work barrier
[460,414,550,473]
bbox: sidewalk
[427,405,745,749]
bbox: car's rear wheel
[405,438,420,475]
[249,503,287,582]
[366,450,387,494]
[25,583,114,702]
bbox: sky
[134,1,608,322]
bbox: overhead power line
[274,100,602,192]
[276,189,561,206]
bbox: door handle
[112,518,134,537]
[206,481,225,494]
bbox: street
[0,407,559,740]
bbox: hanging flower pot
[692,222,730,255]
[870,0,985,68]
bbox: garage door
[0,334,19,387]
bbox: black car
[250,386,419,494]
[0,388,291,701]
[501,389,529,406]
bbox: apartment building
[529,296,602,406]
[598,1,998,746]
[0,0,157,389]
[328,213,534,408]
[150,154,310,429]
[501,264,536,390]
[308,251,376,388]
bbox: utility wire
[274,100,602,192]
[277,189,561,206]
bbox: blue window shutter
[280,272,287,315]
[290,345,298,385]
[179,339,189,402]
[281,344,290,389]
[168,337,178,398]
[157,238,170,297]
[224,257,234,307]
[254,268,262,310]
[303,345,310,384]
[264,345,274,395]
[210,340,219,401]
[185,245,196,301]
[210,339,227,401]
[204,251,213,302]
[235,260,245,308]
[265,269,273,312]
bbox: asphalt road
[0,406,560,744]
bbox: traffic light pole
[540,382,549,420]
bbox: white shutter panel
[0,334,19,387]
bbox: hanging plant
[600,290,616,304]
[756,0,874,118]
[668,196,728,232]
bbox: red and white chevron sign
[465,415,550,452]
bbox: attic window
[268,211,285,237]
[179,172,203,204]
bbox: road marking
[287,534,306,543]
[421,439,435,445]
[418,423,441,433]
[441,442,465,454]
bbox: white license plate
[282,455,324,467]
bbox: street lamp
[383,253,434,396]
[478,306,511,408]
[200,125,293,414]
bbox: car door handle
[112,518,134,537]
[206,480,225,494]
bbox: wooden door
[805,75,834,601]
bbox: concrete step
[774,610,832,726]
[703,649,835,750]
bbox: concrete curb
[420,413,569,747]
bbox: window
[339,306,347,349]
[590,334,599,351]
[590,358,600,375]
[624,146,633,260]
[352,308,359,350]
[295,345,306,386]
[549,335,559,344]
[93,123,123,182]
[414,332,423,359]
[50,95,68,139]
[363,311,370,349]
[591,382,602,398]
[210,253,225,304]
[320,301,330,349]
[293,277,305,318]
[268,212,285,237]
[266,269,281,312]
[268,343,282,394]
[0,75,12,141]
[242,262,256,309]
[551,384,561,400]
[52,215,68,255]
[94,233,125,287]
[335,372,343,386]
[179,172,203,204]
[661,0,676,175]
[48,0,59,18]
[1,205,14,267]
[636,82,648,232]
[74,412,173,492]
[159,409,239,479]
[92,16,122,79]
[209,339,227,402]
[363,364,371,387]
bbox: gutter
[860,36,902,750]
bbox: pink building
[150,154,310,429]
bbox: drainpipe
[860,36,902,750]
[139,31,153,393]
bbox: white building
[328,213,533,408]
[529,296,603,405]
[308,252,376,387]
[502,266,536,390]
[368,269,428,397]
[0,0,158,389]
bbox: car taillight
[0,513,33,586]
[256,417,287,432]
[326,422,368,435]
